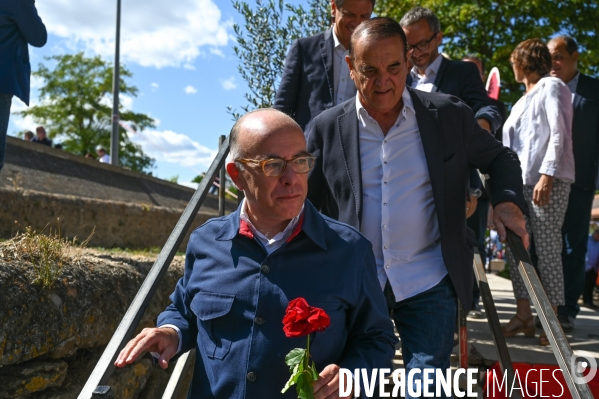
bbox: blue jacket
[157,200,397,398]
[274,28,343,130]
[571,74,599,190]
[0,0,47,104]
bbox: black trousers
[558,185,595,318]
[583,270,598,304]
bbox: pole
[110,0,121,166]
[218,135,226,216]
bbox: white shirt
[409,54,444,92]
[332,29,356,105]
[503,76,575,185]
[156,200,304,356]
[99,154,110,163]
[357,89,448,302]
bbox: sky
[9,0,303,187]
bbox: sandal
[539,331,550,346]
[501,315,535,337]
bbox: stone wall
[0,250,193,398]
[0,136,237,251]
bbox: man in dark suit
[0,0,47,172]
[548,36,599,329]
[274,0,373,130]
[400,7,501,134]
[306,17,527,397]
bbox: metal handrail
[472,250,522,399]
[507,230,594,399]
[78,136,230,399]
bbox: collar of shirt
[410,53,443,83]
[566,71,580,97]
[355,87,416,129]
[238,199,305,252]
[332,28,347,53]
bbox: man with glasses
[400,7,501,134]
[115,109,397,399]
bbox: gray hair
[399,7,441,33]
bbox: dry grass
[0,221,94,289]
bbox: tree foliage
[375,0,599,106]
[230,0,330,118]
[19,52,156,172]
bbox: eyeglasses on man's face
[235,155,316,177]
[406,31,439,53]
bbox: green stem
[305,333,311,373]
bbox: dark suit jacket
[0,0,46,104]
[571,74,599,190]
[408,57,502,133]
[274,28,349,130]
[306,89,526,310]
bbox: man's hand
[533,174,554,207]
[466,194,478,218]
[477,118,492,133]
[313,364,352,399]
[493,202,529,248]
[114,327,179,370]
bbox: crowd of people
[3,0,598,397]
[20,125,111,163]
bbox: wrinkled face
[348,35,408,116]
[332,0,373,47]
[548,39,579,83]
[228,113,308,227]
[402,18,441,71]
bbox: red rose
[283,298,330,338]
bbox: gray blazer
[275,28,347,130]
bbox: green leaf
[296,371,315,399]
[309,362,319,381]
[281,363,301,393]
[285,348,306,367]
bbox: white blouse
[503,76,575,186]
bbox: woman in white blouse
[502,38,575,346]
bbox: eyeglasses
[235,155,316,177]
[406,32,439,53]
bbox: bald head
[229,109,304,162]
[226,108,309,235]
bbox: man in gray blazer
[274,0,373,130]
[307,17,528,398]
[548,36,599,328]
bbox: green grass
[0,223,93,289]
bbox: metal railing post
[473,251,522,399]
[218,135,226,217]
[161,350,195,399]
[457,299,468,370]
[507,230,594,399]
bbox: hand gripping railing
[506,229,594,399]
[78,136,229,399]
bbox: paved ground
[465,273,599,366]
